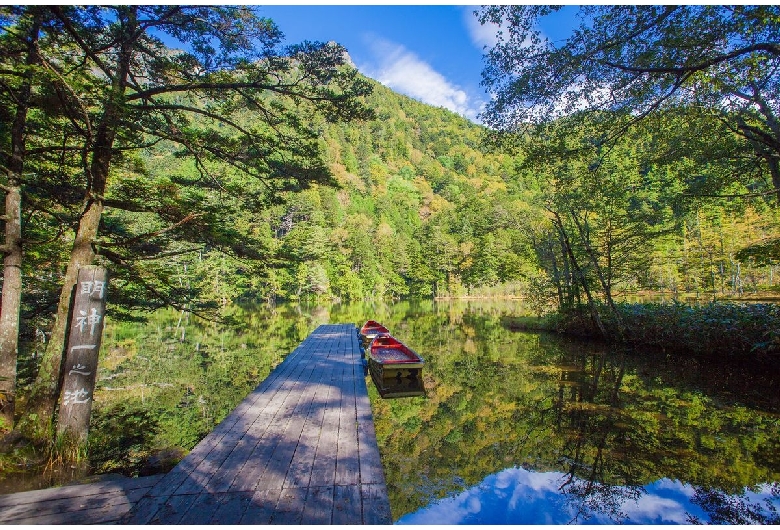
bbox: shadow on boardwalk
[0,324,391,525]
[0,474,163,524]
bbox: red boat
[360,320,390,340]
[368,335,424,381]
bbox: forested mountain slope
[22,72,780,336]
[187,77,780,308]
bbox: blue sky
[254,5,577,124]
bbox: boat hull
[368,358,424,381]
[368,335,424,381]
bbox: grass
[503,301,780,364]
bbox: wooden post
[56,266,108,444]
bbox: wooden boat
[360,320,390,341]
[368,335,424,381]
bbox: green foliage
[479,6,780,199]
[83,304,323,475]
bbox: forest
[1,6,779,460]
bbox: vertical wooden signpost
[57,266,107,444]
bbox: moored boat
[360,320,390,341]
[368,334,424,381]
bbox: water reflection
[355,300,780,524]
[396,467,780,525]
[371,372,426,399]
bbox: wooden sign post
[57,266,108,444]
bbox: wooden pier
[0,324,392,525]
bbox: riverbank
[502,301,780,365]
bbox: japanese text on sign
[76,308,102,336]
[63,388,91,406]
[81,280,106,298]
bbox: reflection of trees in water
[551,343,780,524]
[555,350,641,523]
[88,301,779,521]
[369,302,780,520]
[90,304,322,475]
[687,484,780,525]
[559,476,643,524]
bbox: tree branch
[598,43,780,76]
[99,212,202,248]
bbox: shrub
[554,302,780,363]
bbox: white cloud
[358,35,484,122]
[462,6,500,50]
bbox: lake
[4,299,780,524]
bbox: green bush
[554,302,780,362]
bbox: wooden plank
[281,363,334,490]
[252,358,323,491]
[332,484,362,525]
[146,492,197,525]
[362,483,393,525]
[280,359,333,489]
[209,491,253,524]
[175,344,315,496]
[207,353,315,493]
[177,492,221,525]
[271,487,307,524]
[239,488,281,524]
[0,487,147,522]
[307,358,341,488]
[122,348,312,524]
[227,356,319,493]
[0,473,161,509]
[336,361,361,486]
[300,485,333,525]
[1,499,134,525]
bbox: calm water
[354,300,780,524]
[5,300,779,524]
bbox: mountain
[255,79,535,302]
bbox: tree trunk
[557,230,575,308]
[0,13,41,432]
[0,185,22,431]
[767,155,780,205]
[18,7,135,442]
[553,212,608,339]
[546,234,565,309]
[18,199,104,441]
[568,208,624,335]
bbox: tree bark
[0,184,22,432]
[0,13,41,432]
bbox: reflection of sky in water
[396,467,779,525]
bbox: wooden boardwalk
[0,324,392,525]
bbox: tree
[478,5,780,201]
[0,6,62,431]
[3,5,372,443]
[0,7,36,430]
